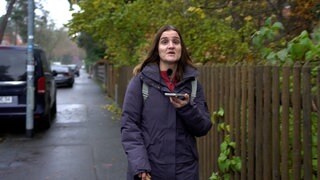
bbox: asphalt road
[0,69,127,180]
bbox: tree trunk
[0,0,17,44]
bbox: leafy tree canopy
[67,0,320,66]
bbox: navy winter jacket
[121,64,212,180]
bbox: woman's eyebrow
[160,36,180,40]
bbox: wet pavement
[0,69,127,180]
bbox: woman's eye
[160,40,168,44]
[173,40,180,44]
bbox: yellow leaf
[225,16,233,22]
[244,16,253,21]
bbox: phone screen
[164,93,185,97]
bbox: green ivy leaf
[289,43,308,60]
[276,49,288,61]
[220,141,228,152]
[218,160,230,173]
[209,172,220,180]
[271,22,284,30]
[222,173,231,180]
[229,142,236,148]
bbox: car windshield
[0,49,27,81]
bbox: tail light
[37,77,46,93]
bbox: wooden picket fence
[93,62,319,180]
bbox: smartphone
[164,93,186,97]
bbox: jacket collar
[141,63,198,84]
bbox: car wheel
[51,100,57,117]
[38,110,52,130]
[69,81,74,88]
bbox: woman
[121,25,212,180]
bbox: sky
[0,0,79,28]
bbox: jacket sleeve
[177,81,212,137]
[120,76,151,176]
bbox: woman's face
[158,30,182,65]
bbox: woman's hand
[169,93,189,108]
[138,172,152,180]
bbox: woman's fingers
[169,93,189,108]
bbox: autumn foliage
[66,0,320,65]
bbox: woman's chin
[162,59,179,64]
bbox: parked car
[67,64,80,77]
[51,65,75,87]
[0,45,57,129]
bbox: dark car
[67,64,80,77]
[0,45,57,129]
[51,65,75,87]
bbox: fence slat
[247,65,255,180]
[230,66,235,139]
[204,66,210,178]
[318,66,320,180]
[240,65,248,180]
[255,65,263,179]
[292,62,302,180]
[219,65,224,143]
[272,65,280,180]
[225,66,230,125]
[234,64,241,179]
[281,65,290,180]
[208,66,215,177]
[302,63,312,180]
[198,66,205,178]
[229,66,236,180]
[263,65,272,180]
[212,65,219,173]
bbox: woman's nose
[168,41,174,48]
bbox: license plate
[0,96,13,103]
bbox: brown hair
[133,25,195,81]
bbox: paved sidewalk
[0,69,127,180]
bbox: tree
[67,0,320,66]
[1,0,51,44]
[0,0,17,44]
[0,0,85,65]
[76,32,105,65]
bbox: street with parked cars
[0,68,127,179]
